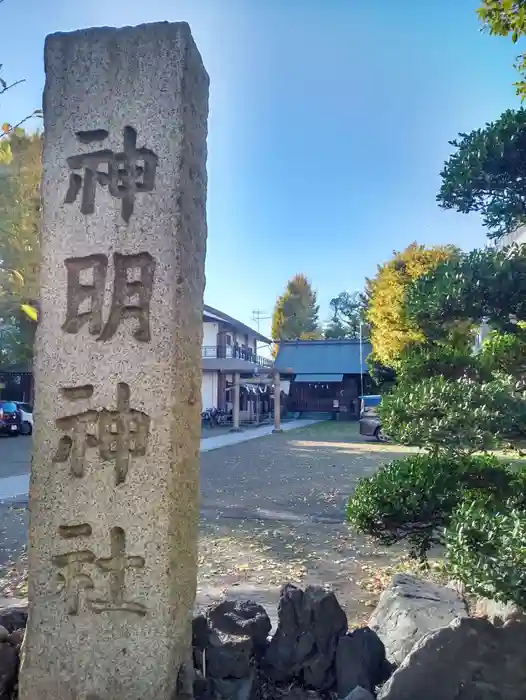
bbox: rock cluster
[192,587,389,700]
[3,576,526,699]
[0,601,27,699]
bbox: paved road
[0,436,31,568]
[0,435,31,480]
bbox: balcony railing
[202,345,273,368]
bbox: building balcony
[202,345,273,373]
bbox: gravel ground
[0,422,413,626]
[196,421,413,626]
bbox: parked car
[0,401,21,436]
[16,402,33,435]
[359,394,389,442]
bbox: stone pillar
[20,22,208,700]
[231,371,241,431]
[273,371,282,432]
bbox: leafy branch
[478,0,526,98]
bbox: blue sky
[1,0,522,338]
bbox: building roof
[0,363,32,374]
[274,338,372,375]
[203,304,271,344]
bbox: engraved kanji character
[52,524,95,615]
[53,386,98,478]
[53,383,150,486]
[62,255,108,336]
[62,252,156,342]
[52,524,146,617]
[90,526,146,616]
[64,126,158,222]
[98,252,155,342]
[98,383,150,486]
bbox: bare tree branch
[0,111,43,140]
[0,78,26,95]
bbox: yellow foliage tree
[0,129,42,363]
[366,242,459,369]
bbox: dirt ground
[197,421,415,627]
[0,422,417,627]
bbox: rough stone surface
[7,630,24,649]
[6,588,526,700]
[206,630,253,679]
[343,687,376,700]
[212,669,256,700]
[335,627,390,696]
[264,584,348,690]
[207,600,272,648]
[369,573,468,666]
[378,617,526,700]
[474,597,525,627]
[0,643,18,697]
[19,21,209,700]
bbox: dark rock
[474,597,525,627]
[7,629,24,648]
[264,584,347,690]
[194,669,212,700]
[335,627,389,696]
[0,629,7,645]
[455,682,505,700]
[343,687,376,700]
[212,668,256,700]
[369,574,467,666]
[206,630,253,679]
[0,642,17,697]
[193,614,211,650]
[378,617,526,700]
[276,688,310,700]
[207,600,271,647]
[0,603,27,634]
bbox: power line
[251,309,271,332]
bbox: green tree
[380,374,525,457]
[437,110,526,240]
[447,493,526,609]
[271,274,321,349]
[348,453,524,560]
[0,129,42,364]
[348,243,526,608]
[0,138,12,165]
[324,291,368,339]
[480,330,526,382]
[407,245,526,339]
[365,242,459,369]
[478,0,526,98]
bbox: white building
[201,305,273,417]
[499,225,526,247]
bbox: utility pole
[359,321,365,398]
[252,309,271,333]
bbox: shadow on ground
[197,422,410,626]
[0,423,411,627]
